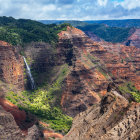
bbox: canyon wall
[0,26,139,139]
[63,90,140,140]
[0,105,24,140]
[15,26,140,118]
[59,27,140,117]
[125,29,140,48]
[0,41,24,90]
[58,27,110,117]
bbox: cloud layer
[0,0,140,20]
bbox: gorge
[0,17,140,140]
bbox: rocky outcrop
[25,125,43,140]
[0,98,26,128]
[63,91,140,140]
[0,105,24,140]
[0,41,24,90]
[0,103,43,140]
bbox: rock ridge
[63,91,140,140]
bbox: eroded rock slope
[0,105,24,140]
[58,27,140,117]
[63,90,140,140]
[0,41,24,90]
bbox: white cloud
[121,0,140,10]
[0,0,140,20]
[42,5,56,12]
[97,0,108,6]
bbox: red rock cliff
[58,27,140,117]
[0,41,24,90]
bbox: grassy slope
[119,82,140,102]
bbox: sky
[0,0,140,20]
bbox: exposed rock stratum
[63,90,140,140]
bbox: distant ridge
[39,19,140,28]
[38,20,88,27]
[39,19,139,43]
[85,19,140,28]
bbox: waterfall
[23,56,35,89]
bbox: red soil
[39,121,50,127]
[43,130,63,140]
[0,40,11,46]
[0,98,26,126]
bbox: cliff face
[58,27,140,117]
[63,91,140,140]
[0,105,24,140]
[125,29,140,48]
[0,41,24,90]
[58,27,110,117]
[0,104,43,140]
[93,41,140,90]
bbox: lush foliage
[77,23,132,43]
[0,16,70,45]
[85,19,140,28]
[6,64,72,134]
[119,82,140,102]
[0,27,21,45]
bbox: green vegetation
[0,27,21,45]
[0,16,70,46]
[85,19,140,28]
[39,20,88,27]
[39,19,140,28]
[6,64,72,134]
[119,82,140,102]
[77,23,132,43]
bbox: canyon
[58,27,140,116]
[0,24,140,140]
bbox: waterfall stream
[23,56,35,89]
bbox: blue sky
[0,0,140,20]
